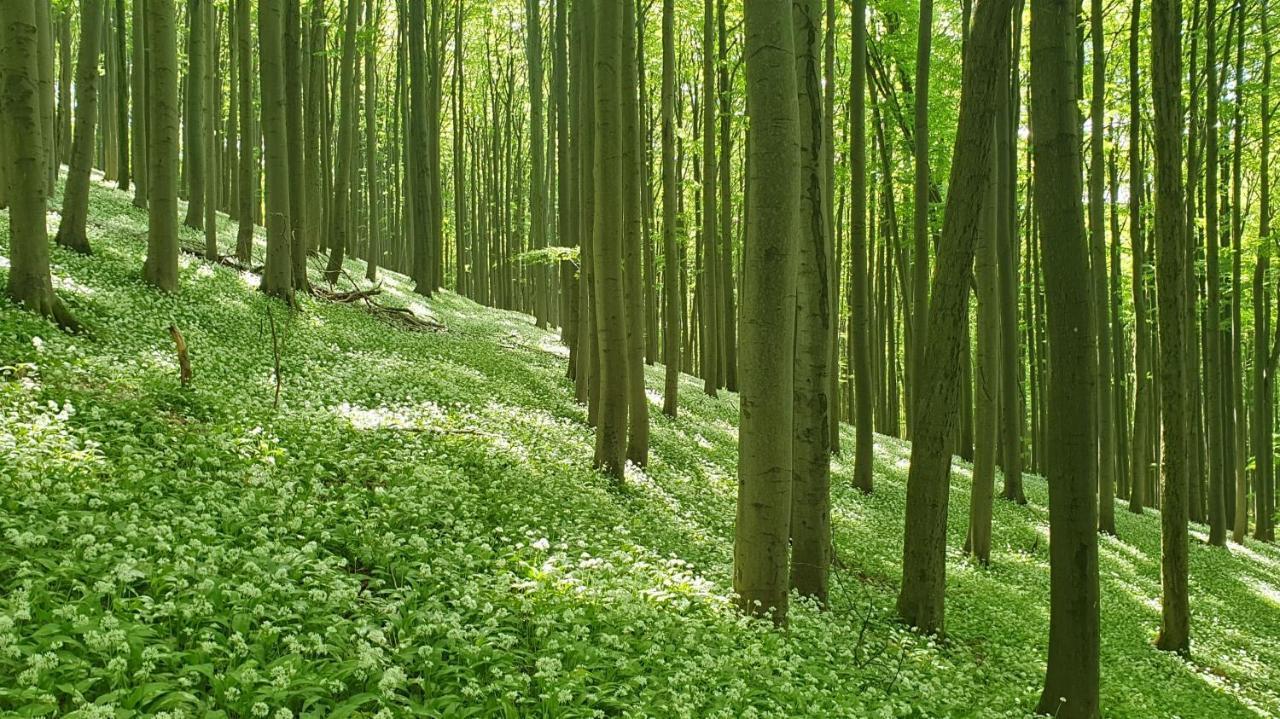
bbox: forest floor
[1,175,1279,718]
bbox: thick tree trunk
[908,0,933,438]
[143,0,180,293]
[1030,2,1101,715]
[735,0,800,624]
[259,0,294,302]
[2,0,77,329]
[55,0,105,255]
[591,0,628,479]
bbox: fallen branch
[310,266,446,332]
[181,244,263,273]
[168,324,192,387]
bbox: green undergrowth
[1,174,1278,717]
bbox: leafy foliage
[0,176,1277,717]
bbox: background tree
[55,0,105,255]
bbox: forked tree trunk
[896,0,1011,635]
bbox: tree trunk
[622,0,649,467]
[591,0,628,479]
[908,0,933,438]
[896,0,1011,635]
[55,0,105,255]
[323,0,362,285]
[1204,0,1227,545]
[259,0,294,302]
[735,0,800,624]
[790,0,833,606]
[235,0,256,261]
[2,0,77,329]
[1030,2,1101,714]
[1128,0,1151,514]
[131,0,148,207]
[1151,0,1192,655]
[850,0,873,494]
[660,0,680,418]
[143,0,180,292]
[184,0,207,230]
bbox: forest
[1,0,1279,715]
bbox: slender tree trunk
[131,0,148,207]
[1257,0,1276,543]
[850,0,873,493]
[790,0,833,605]
[1204,0,1227,545]
[699,0,719,397]
[622,0,648,466]
[363,0,376,281]
[323,0,361,284]
[184,0,207,230]
[967,115,1000,566]
[736,0,800,624]
[1089,0,1116,535]
[896,0,1012,634]
[527,0,546,326]
[1129,0,1151,514]
[660,0,680,418]
[55,0,105,255]
[114,0,129,191]
[1151,0,1192,654]
[1030,1,1101,714]
[908,0,934,439]
[286,0,309,290]
[235,0,256,261]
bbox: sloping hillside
[1,175,1278,717]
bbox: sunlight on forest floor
[1,174,1278,717]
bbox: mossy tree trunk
[849,0,873,494]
